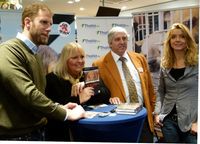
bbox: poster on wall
[132,7,199,91]
[76,17,133,67]
[48,14,75,53]
[0,10,22,44]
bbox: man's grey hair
[107,26,129,44]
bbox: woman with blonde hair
[153,23,198,143]
[45,42,110,141]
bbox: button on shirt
[111,51,143,104]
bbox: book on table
[83,66,100,95]
[116,103,142,115]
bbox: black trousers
[0,127,45,141]
[139,117,153,143]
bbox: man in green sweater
[0,2,85,140]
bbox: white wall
[119,0,199,16]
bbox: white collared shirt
[111,51,143,104]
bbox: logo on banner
[112,23,129,28]
[82,39,100,43]
[82,24,99,28]
[58,22,71,37]
[97,45,109,50]
[86,54,100,58]
[97,31,108,35]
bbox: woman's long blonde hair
[53,42,85,84]
[161,23,198,69]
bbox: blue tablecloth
[70,104,147,142]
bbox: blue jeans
[162,116,197,143]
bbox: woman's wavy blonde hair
[53,42,85,84]
[161,23,198,69]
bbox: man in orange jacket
[93,26,156,142]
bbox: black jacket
[45,72,110,141]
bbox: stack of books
[116,103,142,115]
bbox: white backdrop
[76,17,133,67]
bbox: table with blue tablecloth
[69,104,147,142]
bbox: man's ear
[24,17,31,30]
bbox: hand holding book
[71,66,100,104]
[83,66,100,95]
[79,87,95,103]
[71,81,95,104]
[71,82,85,96]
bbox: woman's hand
[154,114,163,127]
[71,82,85,96]
[109,97,121,104]
[79,87,94,104]
[190,122,197,135]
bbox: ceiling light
[68,1,74,4]
[68,0,81,4]
[79,7,85,11]
[121,6,127,10]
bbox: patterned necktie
[119,57,139,103]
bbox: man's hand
[64,103,86,121]
[64,102,78,109]
[109,97,121,104]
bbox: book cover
[116,103,142,115]
[83,66,100,95]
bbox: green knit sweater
[0,38,66,137]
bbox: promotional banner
[0,12,75,54]
[48,14,75,53]
[76,17,133,67]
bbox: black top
[45,72,111,141]
[170,67,185,81]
